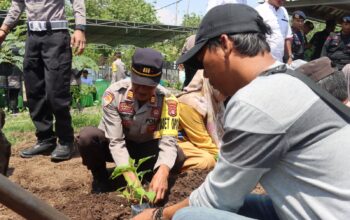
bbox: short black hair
[317,71,348,102]
[206,16,271,57]
[304,21,314,30]
[82,69,88,74]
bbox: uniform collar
[125,85,158,107]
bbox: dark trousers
[23,30,73,143]
[8,88,19,112]
[76,127,185,181]
[0,131,11,175]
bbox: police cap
[131,48,164,87]
[292,11,306,20]
[342,16,350,23]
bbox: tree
[182,13,201,28]
[0,0,11,10]
[86,0,158,23]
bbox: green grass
[3,106,102,146]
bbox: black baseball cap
[131,48,164,87]
[177,4,266,68]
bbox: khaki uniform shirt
[111,58,126,83]
[98,79,179,170]
[3,0,86,28]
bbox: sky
[145,0,259,25]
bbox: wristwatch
[75,24,86,32]
[288,54,294,59]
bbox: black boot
[91,168,116,194]
[20,137,56,158]
[51,141,74,161]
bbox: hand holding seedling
[150,164,170,203]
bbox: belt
[27,20,68,32]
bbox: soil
[0,133,265,220]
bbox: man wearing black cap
[76,48,185,202]
[291,11,306,60]
[321,16,350,70]
[133,4,350,220]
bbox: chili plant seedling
[111,156,156,204]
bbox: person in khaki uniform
[77,48,185,202]
[111,51,126,83]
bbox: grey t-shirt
[189,73,350,219]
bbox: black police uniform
[292,30,305,60]
[321,32,350,70]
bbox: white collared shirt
[255,2,292,62]
[206,0,247,12]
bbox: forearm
[71,0,86,25]
[155,136,178,170]
[163,198,190,219]
[285,39,292,57]
[3,0,25,29]
[0,24,11,33]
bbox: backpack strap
[261,64,350,122]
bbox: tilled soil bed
[0,136,264,220]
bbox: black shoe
[51,142,74,161]
[20,138,56,158]
[91,178,116,194]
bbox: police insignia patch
[118,102,134,114]
[103,92,114,106]
[166,100,177,117]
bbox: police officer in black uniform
[291,11,306,60]
[321,16,350,70]
[0,0,86,161]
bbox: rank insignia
[127,90,134,100]
[150,96,156,105]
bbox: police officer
[291,11,306,60]
[321,16,350,70]
[77,48,185,202]
[0,0,86,161]
[111,51,126,83]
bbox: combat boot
[20,137,56,158]
[51,141,74,161]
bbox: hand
[149,165,170,203]
[71,30,86,55]
[131,208,155,220]
[287,57,293,65]
[0,30,7,46]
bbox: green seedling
[111,156,156,205]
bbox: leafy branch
[111,156,156,204]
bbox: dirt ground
[0,134,264,220]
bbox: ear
[219,34,233,58]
